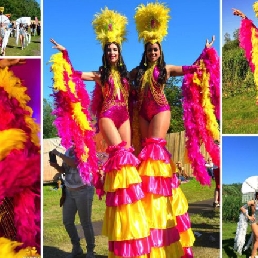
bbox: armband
[182,65,198,74]
[74,70,82,78]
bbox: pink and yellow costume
[133,62,194,257]
[91,67,151,258]
[238,10,258,102]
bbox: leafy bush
[223,184,243,222]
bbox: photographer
[49,145,95,258]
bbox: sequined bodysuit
[98,68,130,129]
[138,64,170,122]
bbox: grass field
[43,178,219,258]
[222,221,252,258]
[2,35,41,56]
[222,93,258,134]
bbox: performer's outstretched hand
[206,35,215,48]
[50,38,66,51]
[232,8,246,19]
[0,59,26,68]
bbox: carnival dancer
[0,22,6,55]
[50,7,150,258]
[17,23,26,50]
[233,2,258,103]
[130,2,219,257]
[0,59,40,256]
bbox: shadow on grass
[222,237,251,258]
[191,210,220,249]
[44,246,107,258]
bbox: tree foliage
[43,98,57,139]
[164,77,184,133]
[1,0,40,21]
[222,30,255,98]
[222,184,242,222]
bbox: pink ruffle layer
[106,183,144,206]
[150,227,180,248]
[138,138,171,163]
[182,247,194,258]
[141,176,172,196]
[104,142,140,173]
[109,237,150,257]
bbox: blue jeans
[63,186,95,252]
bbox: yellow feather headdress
[253,1,258,18]
[134,2,170,44]
[92,7,128,48]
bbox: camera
[49,151,57,163]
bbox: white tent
[241,176,258,203]
[0,14,10,25]
[16,17,31,26]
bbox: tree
[1,0,40,20]
[224,32,231,44]
[164,77,184,133]
[43,98,57,139]
[233,29,239,41]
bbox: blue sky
[222,136,258,185]
[222,0,257,44]
[43,0,220,101]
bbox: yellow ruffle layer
[102,201,149,241]
[171,186,195,247]
[180,228,195,247]
[0,129,27,161]
[0,237,40,257]
[104,165,142,192]
[171,187,188,216]
[138,160,172,177]
[142,193,176,229]
[149,241,184,258]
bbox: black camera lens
[49,151,57,163]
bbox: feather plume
[134,2,170,44]
[92,7,127,48]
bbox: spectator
[176,161,188,182]
[50,146,96,258]
[205,157,214,179]
[37,22,41,36]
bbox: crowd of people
[0,20,41,55]
[48,2,219,258]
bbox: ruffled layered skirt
[138,138,185,257]
[102,142,150,257]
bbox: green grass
[222,221,252,258]
[222,94,258,134]
[3,35,41,56]
[43,178,219,258]
[181,178,215,203]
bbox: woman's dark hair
[135,42,167,87]
[99,42,128,85]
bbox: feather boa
[239,18,258,103]
[49,50,97,184]
[234,212,248,255]
[182,47,220,185]
[0,68,40,253]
